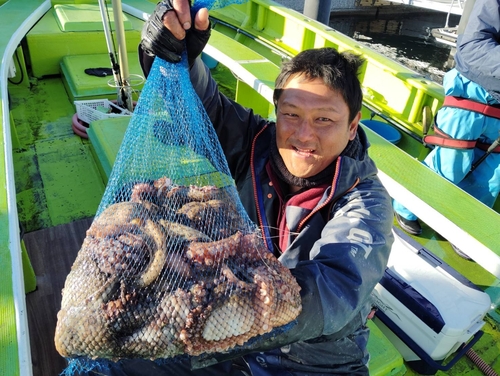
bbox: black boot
[451,244,474,261]
[395,212,422,235]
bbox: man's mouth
[293,146,315,156]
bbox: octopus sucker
[186,231,242,265]
[55,176,302,361]
[130,182,156,203]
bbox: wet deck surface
[25,217,93,376]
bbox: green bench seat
[87,117,232,188]
[60,52,145,102]
[26,3,143,78]
[87,116,131,181]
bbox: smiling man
[124,1,395,374]
[274,64,361,186]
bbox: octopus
[54,177,302,361]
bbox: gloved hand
[185,21,211,66]
[141,0,211,65]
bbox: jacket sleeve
[191,176,393,369]
[289,177,394,340]
[455,0,500,97]
[138,49,268,179]
[138,44,154,78]
[188,57,268,180]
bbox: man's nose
[294,119,314,140]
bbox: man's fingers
[163,10,186,40]
[173,0,192,29]
[194,8,210,31]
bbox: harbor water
[329,10,462,85]
[276,0,462,85]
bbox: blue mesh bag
[54,0,301,369]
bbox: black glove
[141,0,211,64]
[185,22,211,67]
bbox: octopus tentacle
[186,231,243,266]
[87,223,141,239]
[159,219,212,242]
[135,219,168,287]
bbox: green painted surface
[87,117,132,179]
[121,0,156,13]
[60,52,144,101]
[367,320,407,376]
[54,3,133,32]
[26,5,143,77]
[9,77,105,233]
[36,137,105,226]
[208,29,280,118]
[21,241,37,293]
[210,63,238,100]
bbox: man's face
[275,74,360,179]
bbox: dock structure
[380,0,465,15]
[278,0,471,59]
[278,0,465,15]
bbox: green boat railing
[0,1,51,375]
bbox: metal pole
[98,0,123,103]
[303,0,333,25]
[112,0,134,112]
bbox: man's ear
[349,112,362,140]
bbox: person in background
[394,0,500,259]
[92,1,393,374]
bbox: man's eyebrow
[281,100,340,113]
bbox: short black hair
[273,48,365,123]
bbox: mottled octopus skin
[55,178,302,361]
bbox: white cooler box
[371,228,491,375]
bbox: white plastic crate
[74,99,132,124]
